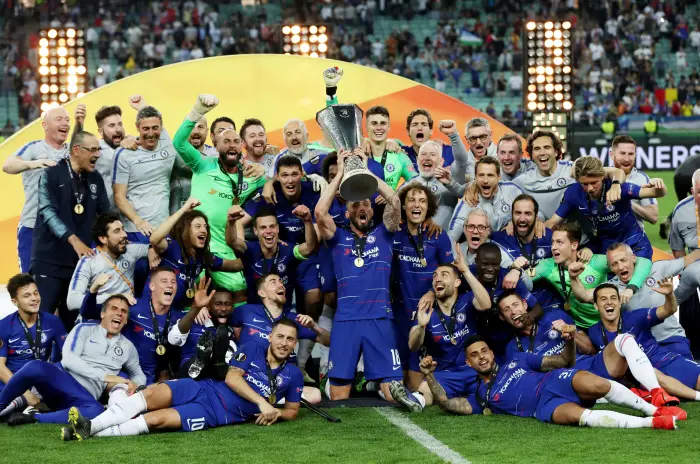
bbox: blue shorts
[318,245,336,293]
[653,353,700,390]
[658,336,693,360]
[166,379,219,432]
[297,253,320,293]
[328,318,402,383]
[17,224,33,273]
[433,365,479,398]
[534,369,592,423]
[575,353,610,379]
[393,318,421,372]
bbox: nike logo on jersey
[392,366,401,370]
[8,337,21,343]
[250,362,260,368]
[137,314,148,320]
[393,241,402,245]
[345,237,354,241]
[431,324,441,328]
[89,340,98,344]
[253,318,267,323]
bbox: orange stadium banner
[0,55,516,284]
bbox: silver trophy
[316,104,377,202]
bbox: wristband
[611,180,621,185]
[626,284,639,293]
[326,86,337,97]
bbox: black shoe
[213,325,231,379]
[8,412,38,427]
[188,331,214,379]
[68,407,91,441]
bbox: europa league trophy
[316,104,378,201]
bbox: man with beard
[391,185,455,388]
[398,121,470,230]
[176,286,237,380]
[113,96,177,244]
[571,243,700,358]
[63,320,304,439]
[32,130,110,330]
[240,118,278,176]
[496,134,534,182]
[449,157,523,242]
[172,95,266,304]
[610,135,658,230]
[513,130,626,220]
[315,149,422,408]
[94,106,125,208]
[419,335,682,430]
[0,295,145,426]
[400,109,455,171]
[497,290,683,408]
[491,195,562,311]
[462,118,498,183]
[123,267,187,384]
[169,116,220,215]
[588,283,700,401]
[391,255,490,410]
[547,156,666,261]
[149,198,242,310]
[3,106,71,273]
[0,274,67,416]
[532,224,650,329]
[271,119,333,177]
[226,205,318,309]
[67,212,149,316]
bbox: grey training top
[512,160,576,220]
[61,322,146,398]
[15,140,69,228]
[67,245,149,311]
[625,168,657,232]
[500,158,535,182]
[97,139,116,208]
[669,197,697,253]
[113,130,177,233]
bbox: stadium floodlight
[281,24,329,58]
[523,20,573,113]
[38,27,87,114]
[532,112,570,155]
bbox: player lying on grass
[584,281,700,402]
[62,319,303,440]
[421,334,684,429]
[496,290,681,407]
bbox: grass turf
[1,404,699,464]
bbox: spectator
[485,101,496,118]
[508,72,522,97]
[675,46,687,69]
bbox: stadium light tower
[281,25,329,58]
[523,20,573,153]
[38,27,88,114]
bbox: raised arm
[225,205,248,255]
[637,178,667,199]
[567,261,594,303]
[454,243,491,310]
[314,151,346,241]
[439,120,469,181]
[408,304,433,351]
[294,205,319,257]
[654,278,678,320]
[150,197,202,253]
[421,356,474,415]
[378,161,402,232]
[539,323,576,371]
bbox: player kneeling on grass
[62,320,304,440]
[421,335,684,429]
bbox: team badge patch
[253,193,262,202]
[241,182,249,191]
[457,313,466,323]
[501,203,510,213]
[276,375,284,386]
[556,178,567,187]
[120,260,131,270]
[90,184,97,193]
[606,204,615,212]
[548,329,559,340]
[41,333,47,344]
[234,352,246,362]
[536,248,546,258]
[508,361,517,369]
[646,277,656,287]
[277,263,287,273]
[431,184,439,193]
[584,275,595,284]
[114,346,123,356]
[367,235,376,244]
[386,164,395,172]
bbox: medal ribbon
[407,225,426,264]
[65,159,85,209]
[515,322,537,353]
[18,313,43,360]
[265,359,287,403]
[218,160,244,205]
[600,312,624,346]
[557,264,573,303]
[475,363,500,412]
[149,301,171,349]
[435,300,458,342]
[351,231,368,262]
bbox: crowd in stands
[1,0,700,135]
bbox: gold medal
[527,267,536,278]
[186,288,195,298]
[156,344,166,356]
[483,407,492,416]
[74,204,84,214]
[268,394,276,404]
[354,257,364,268]
[420,258,428,267]
[563,302,571,311]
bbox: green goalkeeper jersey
[533,254,652,328]
[173,119,266,255]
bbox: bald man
[2,107,71,273]
[270,119,333,177]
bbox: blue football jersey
[232,304,318,350]
[241,242,300,307]
[588,307,668,362]
[0,312,67,373]
[505,309,573,359]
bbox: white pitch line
[374,407,471,464]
